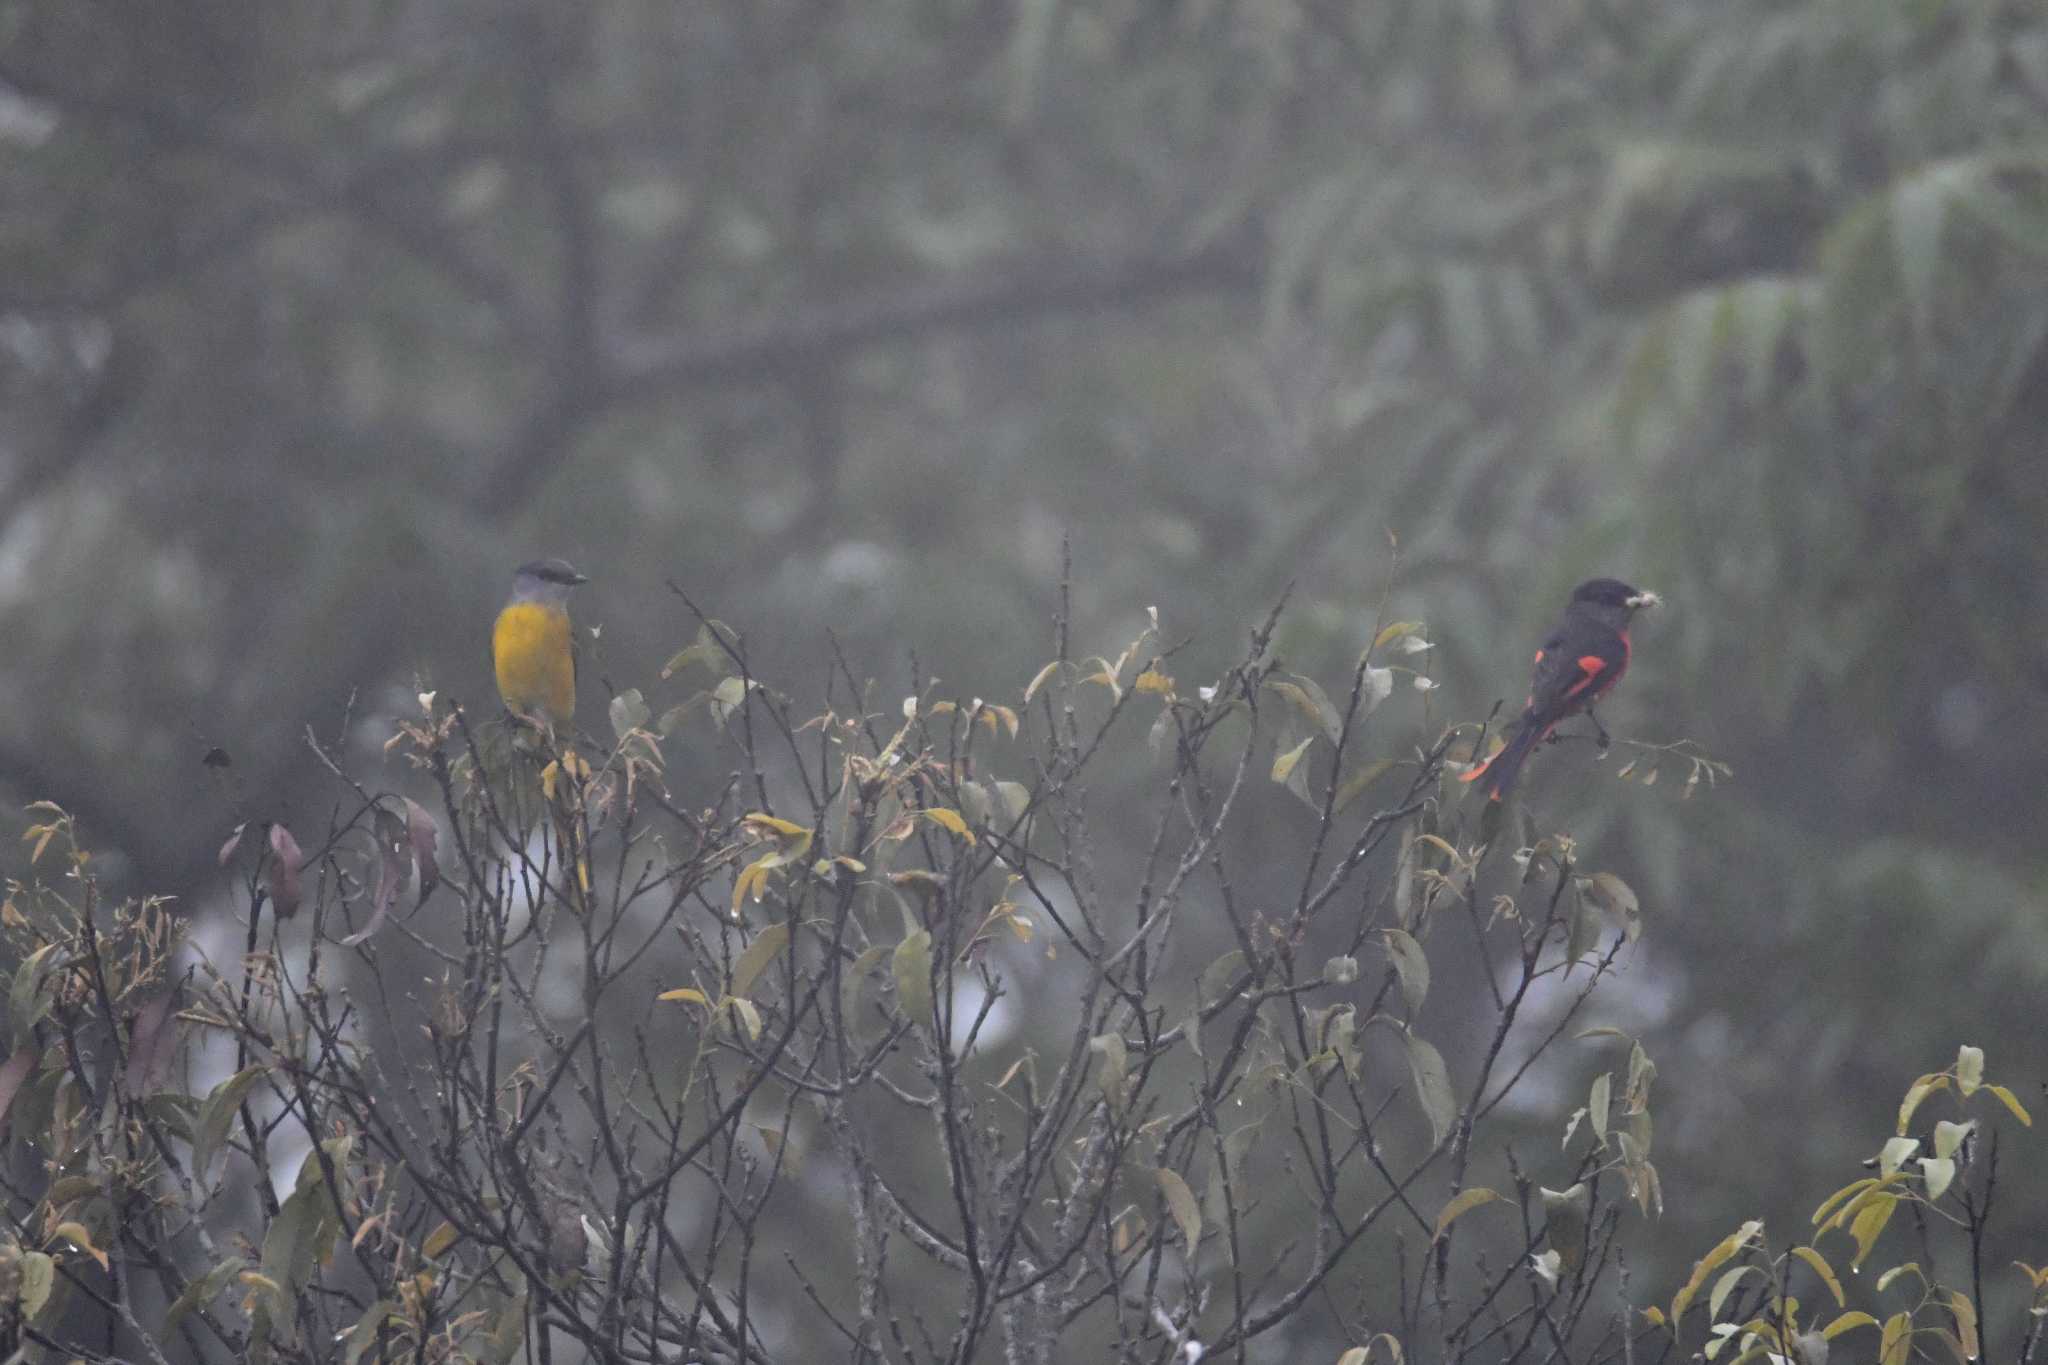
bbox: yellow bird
[492,558,588,729]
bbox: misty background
[4,0,2047,1316]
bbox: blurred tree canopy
[3,0,2048,1314]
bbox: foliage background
[3,0,2048,1349]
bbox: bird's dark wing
[1522,628,1578,715]
[1523,618,1624,721]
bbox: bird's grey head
[510,558,589,608]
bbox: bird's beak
[1626,590,1661,609]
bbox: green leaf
[194,1065,269,1179]
[988,780,1032,828]
[1200,951,1247,1006]
[1893,163,1969,340]
[661,623,739,680]
[1932,1119,1974,1159]
[479,1290,528,1365]
[609,688,650,739]
[9,943,63,1042]
[726,997,763,1040]
[263,1180,336,1298]
[1954,1044,1984,1095]
[19,1249,54,1320]
[1402,1028,1456,1148]
[1918,1156,1956,1202]
[841,944,889,1044]
[1590,1072,1612,1142]
[1091,1032,1129,1114]
[891,930,934,1026]
[1582,872,1642,942]
[731,922,792,1000]
[1362,666,1395,713]
[1382,929,1429,1013]
[710,675,753,728]
[1540,1183,1591,1274]
[165,1254,244,1330]
[1333,759,1396,814]
[1709,1263,1757,1321]
[1563,879,1603,971]
[343,1301,397,1365]
[1264,676,1341,744]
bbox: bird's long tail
[1460,717,1553,803]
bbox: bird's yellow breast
[493,601,576,725]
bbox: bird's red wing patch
[1560,654,1608,701]
[1533,649,1545,664]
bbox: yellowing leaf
[1155,1168,1201,1255]
[1986,1083,2033,1126]
[1878,1311,1911,1365]
[1372,620,1425,651]
[1433,1187,1503,1239]
[731,858,773,912]
[741,813,811,842]
[1820,1311,1879,1339]
[1271,736,1314,785]
[421,1222,458,1260]
[1135,669,1175,695]
[1023,660,1061,704]
[1848,1193,1897,1268]
[922,808,975,843]
[1792,1245,1845,1308]
[1947,1289,1978,1360]
[1672,1222,1763,1326]
[1811,1178,1876,1228]
[1919,1157,1956,1202]
[52,1221,107,1271]
[658,987,709,1006]
[1898,1073,1947,1134]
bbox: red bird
[1462,578,1661,802]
